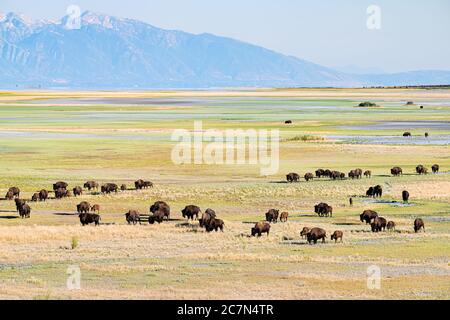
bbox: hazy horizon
[1,0,449,74]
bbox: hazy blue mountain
[0,11,449,89]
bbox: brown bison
[285,120,292,124]
[205,218,224,232]
[364,170,372,178]
[280,211,289,222]
[251,221,270,237]
[315,169,325,178]
[402,190,410,203]
[53,181,68,191]
[403,132,411,137]
[79,213,100,226]
[84,181,98,191]
[91,204,100,214]
[125,210,141,225]
[101,183,118,194]
[148,210,165,224]
[432,164,439,174]
[387,221,396,232]
[265,209,279,223]
[135,179,145,190]
[7,187,20,198]
[371,217,387,232]
[77,201,91,214]
[306,227,327,244]
[314,203,333,217]
[120,184,127,191]
[300,227,310,239]
[181,205,201,221]
[286,173,300,183]
[416,165,428,175]
[55,188,69,199]
[331,230,343,243]
[414,218,425,233]
[150,201,170,220]
[73,186,83,197]
[39,189,49,201]
[373,185,383,198]
[199,208,216,228]
[5,190,14,200]
[391,167,403,176]
[18,203,31,219]
[31,193,39,202]
[15,198,26,212]
[304,173,314,182]
[360,210,378,224]
[348,168,362,179]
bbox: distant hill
[1,11,449,89]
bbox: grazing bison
[143,181,153,188]
[331,230,343,243]
[387,221,396,232]
[414,218,425,233]
[135,179,153,190]
[360,210,378,224]
[364,170,372,178]
[5,190,14,200]
[373,185,383,198]
[83,181,98,191]
[330,171,344,180]
[39,189,48,201]
[314,203,333,217]
[416,165,428,175]
[391,167,403,176]
[120,184,127,191]
[199,208,216,228]
[315,169,325,178]
[265,209,279,223]
[182,205,201,221]
[76,201,91,214]
[286,173,300,183]
[73,186,83,197]
[402,190,410,203]
[150,201,170,220]
[432,164,439,174]
[306,228,327,244]
[18,203,31,219]
[101,183,118,194]
[15,198,26,212]
[53,181,68,191]
[79,213,100,226]
[91,204,100,214]
[300,227,310,239]
[285,120,292,124]
[31,193,39,202]
[251,221,271,237]
[148,211,165,224]
[403,132,411,137]
[55,188,69,199]
[205,218,224,232]
[280,211,289,222]
[304,173,314,182]
[7,187,20,198]
[371,217,387,232]
[348,170,357,179]
[323,169,332,178]
[125,210,141,225]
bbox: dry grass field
[0,88,449,299]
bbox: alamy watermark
[367,265,381,290]
[65,5,81,30]
[367,5,381,30]
[171,121,280,176]
[67,265,81,290]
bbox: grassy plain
[0,88,449,299]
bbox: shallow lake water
[328,134,450,145]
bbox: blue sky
[1,0,449,73]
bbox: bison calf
[331,230,343,243]
[414,218,425,233]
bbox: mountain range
[1,11,449,89]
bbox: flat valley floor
[0,88,449,299]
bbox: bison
[15,198,26,212]
[315,169,325,178]
[371,217,387,232]
[7,187,20,198]
[284,120,292,124]
[150,201,170,220]
[73,186,83,197]
[360,210,378,224]
[391,167,403,176]
[373,185,383,198]
[76,201,91,214]
[181,205,201,221]
[79,213,100,226]
[120,184,127,191]
[387,221,396,232]
[280,211,289,222]
[364,170,372,178]
[265,209,279,223]
[403,132,412,137]
[55,187,69,199]
[304,173,314,182]
[205,218,224,232]
[53,181,68,191]
[251,221,270,237]
[18,203,31,219]
[39,189,49,201]
[416,165,428,175]
[125,210,141,225]
[5,190,14,200]
[306,227,327,244]
[101,183,118,194]
[432,164,439,174]
[31,193,39,202]
[331,230,343,243]
[402,190,410,203]
[300,227,310,239]
[314,203,333,217]
[91,204,100,214]
[84,181,98,191]
[148,211,165,224]
[199,208,216,228]
[414,218,425,233]
[286,173,300,183]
